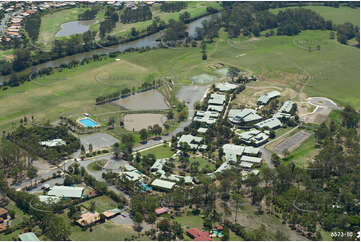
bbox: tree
[271,153,281,167]
[89,201,96,212]
[223,226,230,240]
[227,67,240,81]
[139,129,148,143]
[152,124,162,136]
[232,193,243,223]
[133,211,144,231]
[88,143,93,154]
[81,145,86,155]
[112,143,122,160]
[44,215,71,241]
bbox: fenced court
[274,130,311,155]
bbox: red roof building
[186,228,214,241]
[215,224,223,230]
[0,208,8,219]
[0,224,6,233]
[155,207,169,216]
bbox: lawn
[175,214,204,230]
[270,6,360,25]
[71,221,149,241]
[189,156,215,171]
[79,195,118,213]
[0,49,14,61]
[140,144,174,159]
[37,7,89,47]
[87,159,107,172]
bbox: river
[0,13,218,82]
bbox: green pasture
[283,134,318,168]
[1,27,359,136]
[270,6,360,25]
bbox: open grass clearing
[189,156,215,171]
[140,144,174,159]
[1,28,359,134]
[79,195,118,213]
[0,49,14,61]
[87,159,107,172]
[270,6,360,25]
[70,221,150,241]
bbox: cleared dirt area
[80,133,119,151]
[300,97,341,124]
[274,130,311,155]
[113,90,169,110]
[124,113,167,131]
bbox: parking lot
[111,211,134,225]
[274,130,311,155]
[79,133,119,152]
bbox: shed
[102,208,121,219]
[155,207,169,215]
[19,232,40,241]
[151,179,176,191]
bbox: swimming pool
[78,118,99,128]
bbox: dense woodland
[23,14,41,42]
[78,8,99,20]
[160,2,187,13]
[7,125,80,164]
[120,5,152,24]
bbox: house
[228,109,262,125]
[257,91,280,105]
[155,207,169,216]
[186,228,214,241]
[76,212,100,227]
[0,208,8,219]
[215,82,238,92]
[102,208,121,219]
[255,117,282,129]
[151,179,176,191]
[18,232,40,241]
[48,186,84,198]
[178,134,203,149]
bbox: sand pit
[124,113,167,131]
[113,90,169,110]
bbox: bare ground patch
[113,90,169,111]
[124,113,167,131]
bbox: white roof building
[178,134,203,149]
[238,129,269,146]
[48,186,84,198]
[151,179,176,190]
[39,138,66,147]
[207,105,224,112]
[255,117,282,129]
[240,155,262,164]
[223,144,260,162]
[194,111,219,124]
[208,93,226,105]
[197,127,208,134]
[118,171,142,182]
[228,109,262,124]
[39,195,61,204]
[240,161,253,169]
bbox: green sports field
[0,28,359,132]
[270,6,360,25]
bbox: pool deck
[77,117,101,128]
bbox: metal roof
[39,138,66,147]
[178,135,203,149]
[151,179,176,190]
[19,232,40,241]
[48,186,84,198]
[240,155,262,164]
[279,100,294,113]
[118,171,141,181]
[240,161,253,168]
[207,105,224,112]
[208,93,226,105]
[215,82,238,92]
[228,109,262,124]
[257,91,280,105]
[255,117,281,129]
